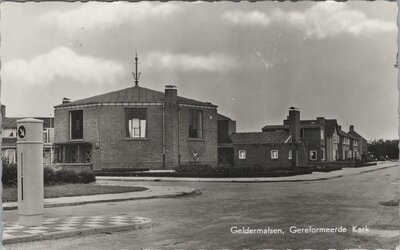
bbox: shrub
[176,164,215,173]
[79,171,96,184]
[43,167,56,185]
[54,169,80,184]
[2,161,96,187]
[2,161,18,187]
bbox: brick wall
[55,102,219,170]
[97,105,164,170]
[233,143,302,169]
[301,127,323,161]
[178,106,218,167]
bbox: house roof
[348,130,366,141]
[301,124,321,129]
[325,119,338,135]
[262,125,289,131]
[54,86,217,108]
[230,131,290,145]
[262,123,320,132]
[2,117,54,129]
[217,113,234,121]
[338,130,358,140]
[2,118,19,129]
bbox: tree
[368,139,399,159]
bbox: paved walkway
[2,215,151,245]
[2,185,199,211]
[97,161,398,183]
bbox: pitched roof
[2,118,19,129]
[262,123,320,132]
[338,130,358,140]
[54,86,216,108]
[347,130,366,141]
[217,113,234,121]
[230,131,290,145]
[262,125,289,131]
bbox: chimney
[165,85,177,106]
[288,107,300,143]
[164,85,179,168]
[349,125,354,131]
[62,97,71,104]
[283,116,289,125]
[1,105,5,118]
[316,117,325,125]
[338,125,342,131]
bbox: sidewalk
[97,161,398,183]
[2,185,199,211]
[2,215,152,245]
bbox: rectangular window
[125,108,147,138]
[43,130,48,143]
[321,147,325,160]
[288,149,292,160]
[271,150,279,159]
[238,150,246,159]
[320,129,324,140]
[189,110,203,138]
[300,129,304,138]
[70,110,83,139]
[310,150,317,161]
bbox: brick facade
[54,86,218,170]
[231,107,307,170]
[233,143,307,169]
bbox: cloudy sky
[1,1,397,140]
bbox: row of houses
[1,85,368,171]
[1,105,55,165]
[230,107,368,169]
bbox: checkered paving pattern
[3,215,151,240]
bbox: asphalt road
[4,165,399,249]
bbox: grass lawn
[2,184,148,202]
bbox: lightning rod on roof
[132,51,141,86]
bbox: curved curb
[3,220,152,245]
[2,189,201,211]
[97,164,397,183]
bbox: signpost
[17,118,44,226]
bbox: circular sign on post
[18,126,26,139]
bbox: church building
[53,56,220,170]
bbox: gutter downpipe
[162,102,166,169]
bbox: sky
[0,1,398,140]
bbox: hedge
[2,163,18,187]
[2,162,96,187]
